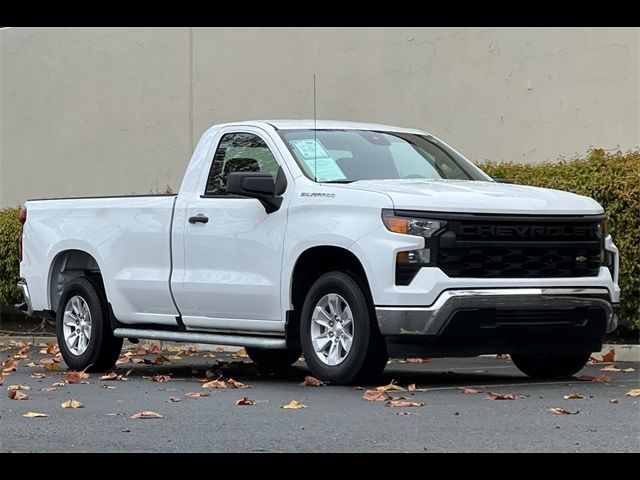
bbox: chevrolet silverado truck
[18,120,620,384]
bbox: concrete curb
[1,336,637,361]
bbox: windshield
[278,129,488,183]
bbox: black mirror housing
[226,172,283,213]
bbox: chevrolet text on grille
[458,225,597,237]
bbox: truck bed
[21,194,180,325]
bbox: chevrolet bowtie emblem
[575,255,588,263]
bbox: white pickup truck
[18,120,620,384]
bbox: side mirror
[493,177,515,184]
[226,172,283,213]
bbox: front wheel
[511,352,591,379]
[300,271,388,385]
[56,276,123,372]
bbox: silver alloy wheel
[310,293,354,366]
[62,295,92,356]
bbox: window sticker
[290,139,347,182]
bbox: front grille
[435,215,603,279]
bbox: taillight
[18,207,26,261]
[19,207,27,225]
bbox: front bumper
[376,287,617,337]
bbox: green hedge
[479,149,640,328]
[0,207,21,306]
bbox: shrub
[479,149,640,329]
[0,207,21,306]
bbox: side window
[204,132,280,195]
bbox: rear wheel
[56,276,123,372]
[300,271,388,385]
[245,347,301,371]
[511,352,591,379]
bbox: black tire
[245,347,301,371]
[56,276,123,372]
[300,271,388,385]
[511,352,591,379]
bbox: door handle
[188,215,209,224]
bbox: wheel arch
[48,249,106,313]
[286,245,375,348]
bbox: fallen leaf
[8,390,29,400]
[385,399,424,407]
[30,373,48,379]
[406,357,431,363]
[550,407,579,415]
[39,343,59,355]
[166,355,182,361]
[40,387,58,392]
[2,360,17,373]
[39,357,58,366]
[610,398,618,404]
[53,353,63,362]
[408,383,416,391]
[395,411,420,416]
[7,384,30,391]
[180,346,199,356]
[152,355,169,365]
[61,399,84,409]
[62,370,90,384]
[147,344,161,354]
[22,412,48,418]
[185,391,210,398]
[100,385,117,389]
[281,400,306,409]
[486,391,523,400]
[130,411,163,419]
[116,355,131,365]
[563,393,586,400]
[235,396,256,406]
[600,365,622,372]
[375,380,405,392]
[459,388,483,394]
[234,347,248,358]
[99,372,118,381]
[227,378,252,389]
[24,362,37,368]
[13,353,29,360]
[43,363,59,372]
[105,412,124,416]
[203,352,216,358]
[215,347,225,353]
[202,380,226,389]
[151,375,171,383]
[623,368,635,372]
[587,357,600,365]
[496,353,511,360]
[363,390,391,402]
[299,376,327,387]
[625,389,640,397]
[167,397,181,402]
[0,374,3,386]
[131,358,151,365]
[600,349,615,362]
[577,374,612,383]
[52,382,66,387]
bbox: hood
[336,179,603,215]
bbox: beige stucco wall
[1,27,638,207]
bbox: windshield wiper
[321,180,355,184]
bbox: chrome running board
[113,328,286,349]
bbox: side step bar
[112,328,287,350]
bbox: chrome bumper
[376,288,617,336]
[17,279,34,317]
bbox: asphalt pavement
[1,343,638,452]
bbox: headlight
[382,210,447,238]
[382,210,447,286]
